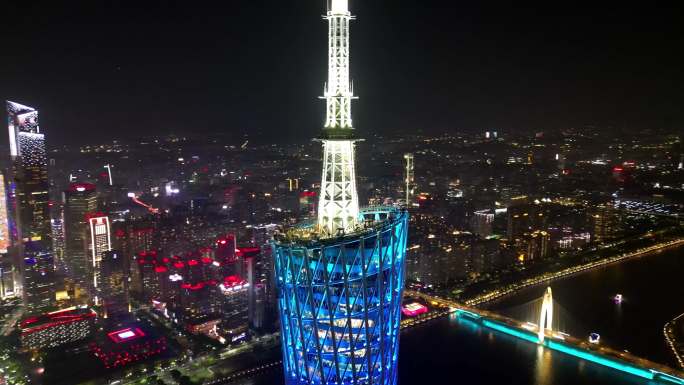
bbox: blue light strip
[481,319,540,344]
[455,309,481,320]
[475,315,684,384]
[652,371,684,384]
[545,340,653,380]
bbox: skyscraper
[472,209,495,238]
[592,203,621,243]
[0,173,15,299]
[99,250,129,319]
[274,2,409,384]
[88,214,112,302]
[7,101,51,244]
[63,183,98,297]
[403,153,415,207]
[22,241,56,311]
[7,101,54,311]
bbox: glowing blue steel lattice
[274,208,408,385]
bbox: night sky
[1,1,683,145]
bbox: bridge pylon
[538,287,553,343]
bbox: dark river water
[234,246,684,385]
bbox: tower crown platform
[330,0,349,15]
[274,206,408,385]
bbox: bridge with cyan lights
[407,289,684,385]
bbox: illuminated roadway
[665,312,684,369]
[465,238,684,307]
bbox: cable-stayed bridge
[407,289,684,384]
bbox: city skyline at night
[0,2,683,385]
[1,2,683,145]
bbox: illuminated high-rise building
[299,191,317,219]
[51,218,65,269]
[7,101,54,311]
[0,173,15,299]
[7,101,51,243]
[274,2,409,384]
[403,153,415,207]
[63,183,98,294]
[591,203,621,243]
[472,209,494,238]
[99,250,129,319]
[88,214,112,302]
[22,241,56,311]
[0,174,10,255]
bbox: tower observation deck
[273,1,409,384]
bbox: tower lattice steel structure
[274,1,409,384]
[275,208,407,385]
[317,0,359,236]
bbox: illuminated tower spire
[274,5,409,384]
[318,0,359,235]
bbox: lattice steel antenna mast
[317,0,359,236]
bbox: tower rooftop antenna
[318,0,358,235]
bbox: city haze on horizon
[1,1,683,146]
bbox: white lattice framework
[318,0,359,236]
[319,141,359,235]
[323,0,355,130]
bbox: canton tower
[273,1,409,384]
[318,0,359,236]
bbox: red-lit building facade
[90,326,167,369]
[20,306,97,350]
[132,235,258,341]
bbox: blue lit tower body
[274,1,408,384]
[275,208,407,385]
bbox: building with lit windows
[20,306,96,350]
[507,203,546,241]
[273,2,409,384]
[299,191,316,218]
[218,275,250,339]
[63,183,98,293]
[591,203,622,243]
[403,153,415,207]
[7,101,54,311]
[87,214,111,300]
[7,101,51,244]
[0,173,15,299]
[99,250,129,319]
[471,209,494,238]
[0,261,14,299]
[51,218,65,268]
[0,174,10,255]
[522,230,550,262]
[23,241,56,311]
